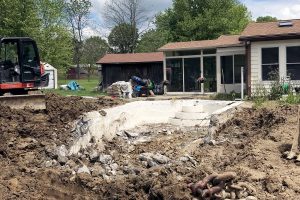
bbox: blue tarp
[67,81,80,91]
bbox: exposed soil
[0,96,299,200]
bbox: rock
[102,174,110,180]
[66,160,77,169]
[77,165,91,175]
[57,155,68,165]
[152,154,170,164]
[99,154,113,164]
[139,153,154,162]
[55,145,68,159]
[44,160,53,168]
[99,110,107,116]
[91,165,105,177]
[179,156,189,162]
[147,160,158,168]
[166,130,172,135]
[17,138,38,150]
[110,163,119,171]
[124,130,139,138]
[89,150,99,162]
[246,196,257,200]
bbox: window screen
[234,55,245,83]
[221,56,233,84]
[287,46,300,80]
[262,47,279,80]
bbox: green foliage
[82,36,109,65]
[211,91,241,101]
[136,29,168,53]
[108,23,139,53]
[256,16,277,23]
[282,93,300,104]
[155,0,251,42]
[0,0,74,76]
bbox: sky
[85,0,300,38]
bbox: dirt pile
[0,99,299,200]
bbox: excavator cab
[0,37,49,95]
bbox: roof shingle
[97,52,163,64]
[240,19,300,40]
[158,35,242,51]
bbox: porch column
[163,52,167,94]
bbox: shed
[97,52,164,89]
[43,63,58,89]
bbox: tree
[103,0,151,53]
[108,23,139,53]
[82,36,109,81]
[65,0,92,79]
[256,16,277,23]
[35,0,73,76]
[156,0,251,42]
[136,29,168,52]
[0,0,40,37]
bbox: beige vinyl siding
[250,39,300,95]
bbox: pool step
[169,105,210,127]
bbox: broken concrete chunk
[99,154,113,164]
[89,150,99,162]
[110,163,119,171]
[246,197,257,200]
[56,145,68,158]
[152,154,170,164]
[139,153,154,162]
[77,165,91,175]
[124,130,139,138]
[57,155,68,165]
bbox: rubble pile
[0,96,299,199]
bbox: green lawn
[43,77,106,97]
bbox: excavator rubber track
[0,94,46,110]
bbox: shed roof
[97,52,164,64]
[240,19,300,41]
[158,35,242,51]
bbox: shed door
[44,70,54,89]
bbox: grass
[43,77,106,97]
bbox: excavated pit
[0,94,299,200]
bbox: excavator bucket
[0,94,46,110]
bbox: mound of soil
[0,99,299,200]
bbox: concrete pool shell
[69,99,243,155]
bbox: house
[159,19,300,96]
[97,52,164,89]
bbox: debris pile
[188,172,257,200]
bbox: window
[234,55,245,83]
[262,47,279,81]
[221,56,233,84]
[22,42,38,68]
[287,46,300,80]
[221,55,245,84]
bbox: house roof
[97,52,164,64]
[158,35,243,51]
[240,19,300,41]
